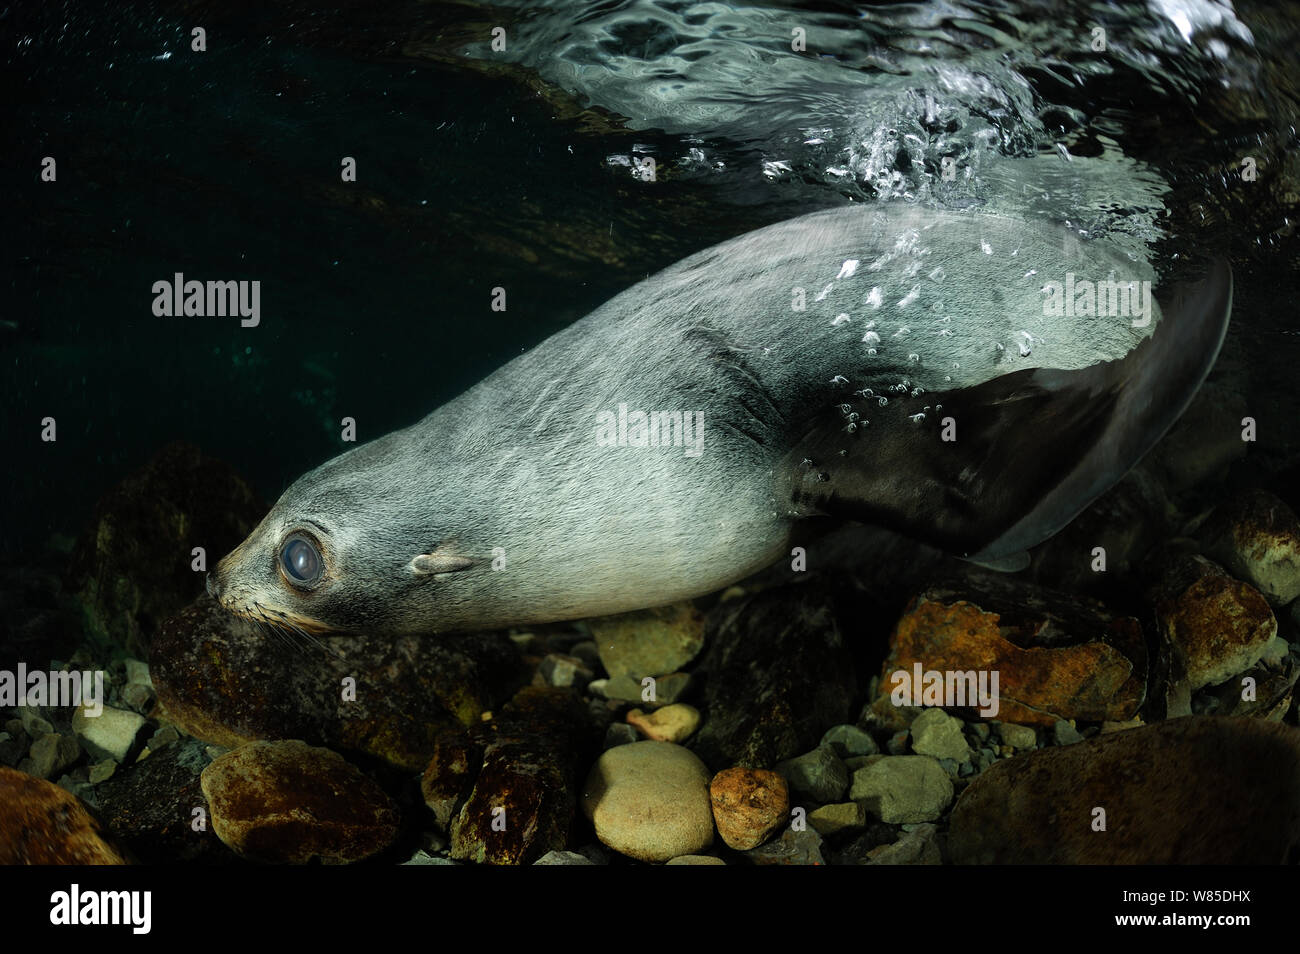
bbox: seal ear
[410,546,474,577]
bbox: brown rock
[870,574,1145,728]
[709,767,789,850]
[1151,553,1276,691]
[949,716,1300,864]
[153,594,526,771]
[1198,490,1300,607]
[692,582,857,767]
[0,767,127,864]
[200,739,399,864]
[95,738,236,863]
[420,726,484,830]
[449,687,598,865]
[1196,653,1299,721]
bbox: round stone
[581,741,714,862]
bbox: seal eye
[280,534,323,587]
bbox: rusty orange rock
[0,767,127,864]
[709,766,789,850]
[873,594,1144,727]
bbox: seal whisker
[262,605,343,660]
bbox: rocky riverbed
[2,429,1299,865]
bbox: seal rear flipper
[783,258,1232,563]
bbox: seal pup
[209,204,1231,636]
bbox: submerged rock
[691,582,857,768]
[868,574,1146,728]
[626,703,700,742]
[820,723,878,759]
[23,732,81,780]
[709,766,788,850]
[666,853,727,865]
[1150,553,1276,692]
[94,738,236,863]
[582,740,714,862]
[420,726,485,831]
[449,687,597,865]
[849,755,953,824]
[740,828,825,866]
[152,594,526,771]
[588,600,706,679]
[201,739,399,864]
[863,822,941,865]
[1193,651,1298,721]
[1198,490,1300,607]
[949,716,1300,864]
[72,704,146,763]
[808,801,867,836]
[775,745,850,804]
[909,707,972,762]
[0,766,127,864]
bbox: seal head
[208,428,484,635]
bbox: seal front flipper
[782,258,1233,565]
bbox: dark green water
[4,0,1298,555]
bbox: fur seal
[208,204,1231,636]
